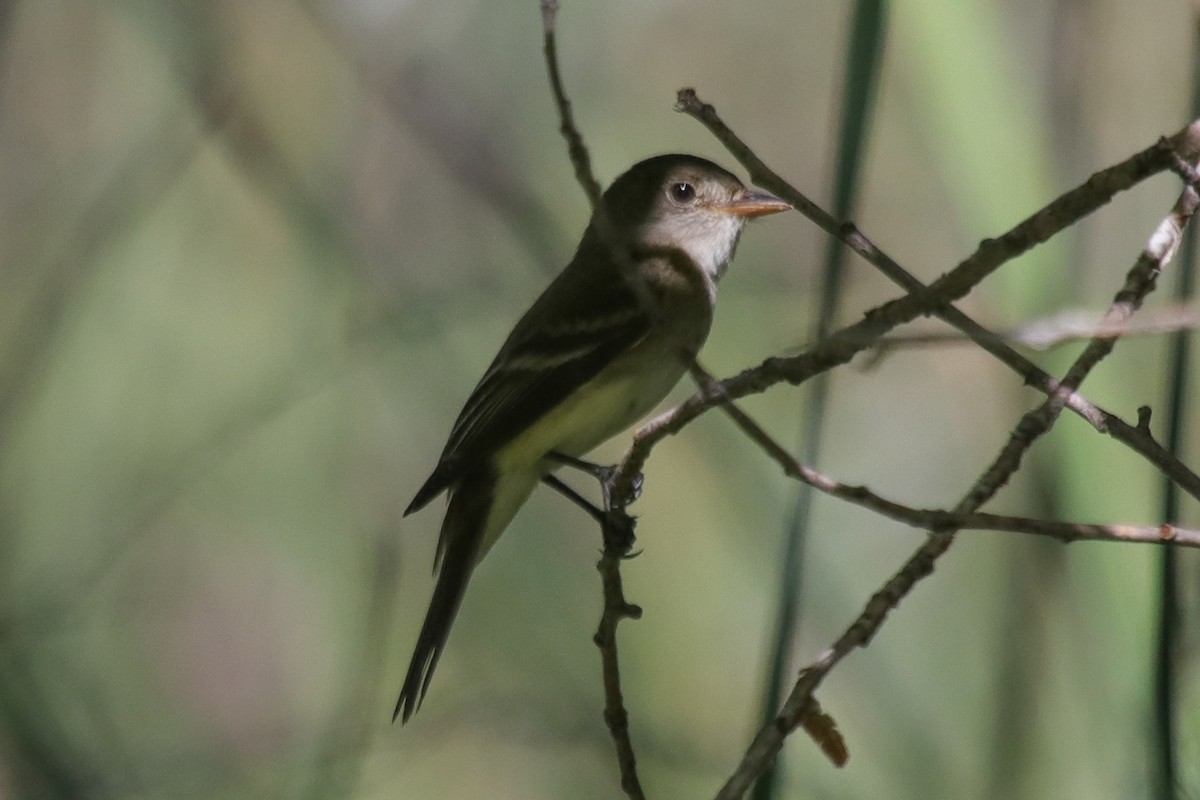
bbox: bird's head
[598,154,790,281]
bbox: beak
[722,189,791,218]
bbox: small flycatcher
[396,154,789,722]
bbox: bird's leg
[545,451,611,481]
[544,452,643,508]
[544,452,641,556]
[541,473,605,524]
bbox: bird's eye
[669,182,696,203]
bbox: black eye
[669,182,696,203]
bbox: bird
[395,153,789,722]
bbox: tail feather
[405,465,452,517]
[394,467,495,723]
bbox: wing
[405,254,652,515]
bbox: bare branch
[592,517,646,800]
[712,134,1200,800]
[539,3,645,797]
[690,364,1200,548]
[865,303,1200,353]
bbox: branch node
[674,87,702,113]
[1163,131,1200,186]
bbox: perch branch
[540,3,646,797]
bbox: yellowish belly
[494,355,687,475]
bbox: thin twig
[539,2,646,797]
[594,517,645,800]
[712,137,1200,800]
[864,303,1200,354]
[689,363,1200,548]
[540,0,658,319]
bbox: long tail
[394,467,495,723]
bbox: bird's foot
[545,452,644,556]
[546,452,643,510]
[542,474,606,524]
[602,508,638,557]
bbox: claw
[601,509,638,555]
[598,467,643,512]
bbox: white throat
[642,211,744,284]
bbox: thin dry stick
[670,90,1200,506]
[540,0,657,320]
[539,2,645,797]
[713,149,1200,800]
[592,520,645,799]
[688,363,1200,549]
[870,303,1200,352]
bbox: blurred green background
[1,1,1198,798]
